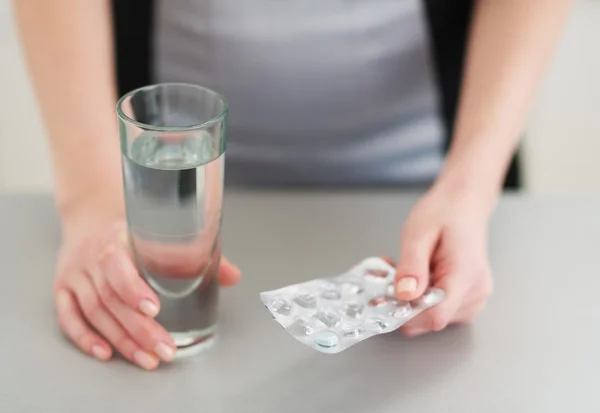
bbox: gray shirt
[154,0,445,186]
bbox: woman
[15,0,571,370]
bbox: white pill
[315,331,340,348]
[287,318,315,337]
[392,303,412,318]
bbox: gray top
[154,0,445,185]
[1,192,599,412]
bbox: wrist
[435,133,517,211]
[58,179,125,238]
[432,161,502,220]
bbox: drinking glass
[117,83,227,357]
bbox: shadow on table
[230,325,474,413]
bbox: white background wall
[0,0,599,195]
[523,0,600,195]
[0,0,53,192]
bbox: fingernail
[134,351,159,370]
[139,299,159,317]
[396,277,418,296]
[154,342,175,362]
[91,345,111,361]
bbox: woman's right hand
[53,214,241,370]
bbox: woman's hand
[53,213,241,370]
[393,182,495,337]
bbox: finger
[130,231,219,279]
[401,273,474,333]
[93,245,161,318]
[402,296,486,337]
[88,263,176,361]
[218,256,241,287]
[395,226,439,301]
[69,275,160,371]
[380,255,396,267]
[402,326,430,338]
[400,302,456,334]
[55,288,112,361]
[107,293,176,362]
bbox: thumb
[395,229,438,301]
[218,256,242,287]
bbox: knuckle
[101,244,118,263]
[429,310,449,332]
[81,294,102,322]
[132,319,156,342]
[57,314,70,332]
[57,314,88,347]
[53,279,66,295]
[98,239,123,264]
[112,331,132,353]
[112,335,142,361]
[74,331,93,349]
[98,281,119,307]
[110,273,138,304]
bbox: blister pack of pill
[260,257,445,354]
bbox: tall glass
[117,83,227,357]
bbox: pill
[293,292,317,308]
[269,297,293,316]
[343,303,364,318]
[313,310,341,328]
[315,331,339,348]
[341,281,364,295]
[412,289,443,309]
[365,317,390,333]
[321,289,341,300]
[392,303,412,318]
[321,281,339,290]
[259,256,446,354]
[287,318,315,337]
[342,324,365,338]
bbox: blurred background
[0,0,599,195]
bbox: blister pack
[260,257,445,354]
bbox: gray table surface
[1,191,599,412]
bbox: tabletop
[0,190,599,412]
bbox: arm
[13,0,123,228]
[435,0,573,211]
[395,0,572,334]
[14,1,241,368]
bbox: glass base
[170,327,217,359]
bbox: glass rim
[116,82,228,132]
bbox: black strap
[112,0,154,97]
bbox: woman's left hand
[392,183,495,337]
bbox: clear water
[122,132,224,349]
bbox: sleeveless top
[112,0,509,187]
